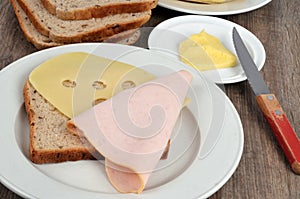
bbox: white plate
[0,43,243,199]
[158,0,272,15]
[148,15,266,84]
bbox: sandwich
[24,52,192,193]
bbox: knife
[232,27,300,174]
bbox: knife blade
[232,27,300,174]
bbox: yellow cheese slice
[29,52,155,118]
[179,30,237,71]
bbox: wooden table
[1,0,299,198]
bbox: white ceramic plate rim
[158,0,272,15]
[148,15,266,84]
[0,43,243,199]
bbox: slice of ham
[67,70,193,193]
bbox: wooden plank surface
[1,0,299,198]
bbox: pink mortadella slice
[69,70,193,193]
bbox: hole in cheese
[62,79,76,88]
[93,98,107,106]
[121,80,136,90]
[92,81,107,90]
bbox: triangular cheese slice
[67,70,192,193]
[29,52,155,118]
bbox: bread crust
[40,0,157,20]
[14,0,151,43]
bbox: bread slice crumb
[23,80,97,164]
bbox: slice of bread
[11,0,142,49]
[14,0,151,43]
[41,0,158,20]
[23,80,98,164]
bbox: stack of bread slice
[11,0,157,49]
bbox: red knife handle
[256,94,300,174]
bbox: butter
[179,30,237,71]
[29,52,155,118]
